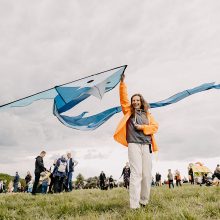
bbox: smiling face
[131,95,142,110]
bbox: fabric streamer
[0,66,219,130]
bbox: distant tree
[84,176,99,189]
[0,173,25,188]
[75,173,85,188]
[0,173,12,187]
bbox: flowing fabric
[0,66,220,130]
[0,65,127,130]
[149,82,220,108]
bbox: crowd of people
[0,151,79,194]
[31,151,79,195]
[0,163,219,195]
[188,164,220,186]
[150,165,220,188]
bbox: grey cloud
[0,156,17,164]
[83,149,109,160]
[0,130,17,146]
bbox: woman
[114,74,159,209]
[25,171,32,192]
[120,162,131,189]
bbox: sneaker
[139,203,146,208]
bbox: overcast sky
[0,0,219,181]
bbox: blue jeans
[42,183,48,194]
[66,172,73,191]
[13,183,18,192]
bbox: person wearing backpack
[53,155,67,193]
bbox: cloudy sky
[0,0,219,181]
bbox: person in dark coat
[13,172,20,192]
[99,171,106,190]
[155,172,161,186]
[25,171,32,192]
[188,167,194,185]
[109,175,114,189]
[32,151,46,195]
[120,162,131,189]
[65,152,78,192]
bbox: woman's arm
[120,74,130,115]
[135,114,159,135]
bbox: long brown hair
[130,94,150,115]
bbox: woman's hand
[134,124,143,130]
[121,73,125,82]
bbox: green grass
[0,184,219,220]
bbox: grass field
[0,184,219,220]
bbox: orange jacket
[114,82,159,152]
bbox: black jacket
[25,174,32,184]
[13,174,20,184]
[99,173,106,182]
[35,156,46,174]
[66,158,74,173]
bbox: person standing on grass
[155,172,162,186]
[13,172,20,192]
[25,171,32,192]
[99,171,106,190]
[188,166,194,185]
[167,169,174,188]
[114,74,159,209]
[175,170,182,187]
[214,164,220,180]
[109,175,114,189]
[120,162,131,189]
[32,151,47,195]
[66,152,78,192]
[53,155,67,193]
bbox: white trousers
[128,143,152,209]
